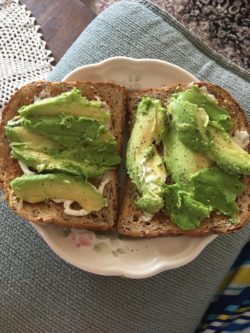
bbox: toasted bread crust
[118,82,250,237]
[0,81,126,230]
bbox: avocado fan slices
[5,88,121,214]
[126,85,249,231]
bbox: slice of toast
[0,81,126,231]
[118,82,250,237]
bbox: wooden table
[21,0,96,63]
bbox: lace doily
[0,0,54,112]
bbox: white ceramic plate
[32,57,217,279]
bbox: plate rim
[62,56,198,83]
[32,223,217,278]
[33,57,217,278]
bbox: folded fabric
[1,1,249,332]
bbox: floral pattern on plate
[57,227,129,257]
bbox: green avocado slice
[208,125,250,175]
[24,131,116,149]
[170,99,250,175]
[18,88,110,125]
[61,147,120,167]
[173,85,232,131]
[169,99,211,153]
[11,173,106,212]
[163,124,212,186]
[126,97,167,214]
[11,147,109,178]
[190,167,245,217]
[163,184,211,230]
[5,126,120,167]
[5,126,60,152]
[22,115,105,143]
[163,166,245,230]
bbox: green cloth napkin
[1,1,249,332]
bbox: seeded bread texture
[0,81,126,231]
[118,82,250,237]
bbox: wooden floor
[21,0,96,63]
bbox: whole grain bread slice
[118,82,250,237]
[0,81,126,231]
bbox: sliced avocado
[173,85,232,131]
[12,147,109,177]
[170,99,250,175]
[10,115,117,150]
[11,173,106,211]
[126,97,167,214]
[23,116,116,149]
[208,125,250,175]
[22,115,105,143]
[163,166,245,230]
[162,121,212,230]
[77,131,117,153]
[61,147,120,167]
[169,99,211,153]
[6,125,120,168]
[35,131,118,150]
[18,88,110,125]
[191,167,245,217]
[5,126,60,152]
[163,184,211,230]
[163,125,212,185]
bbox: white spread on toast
[98,172,112,195]
[187,82,196,88]
[63,200,89,216]
[140,158,162,185]
[51,198,89,216]
[33,89,52,101]
[199,86,217,103]
[51,198,65,203]
[94,95,110,112]
[186,83,217,103]
[140,158,161,185]
[233,130,250,148]
[145,175,157,184]
[198,108,209,127]
[140,158,152,179]
[140,212,153,222]
[128,211,154,223]
[18,160,35,175]
[128,212,153,224]
[52,198,89,216]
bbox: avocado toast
[118,83,250,237]
[0,81,126,231]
